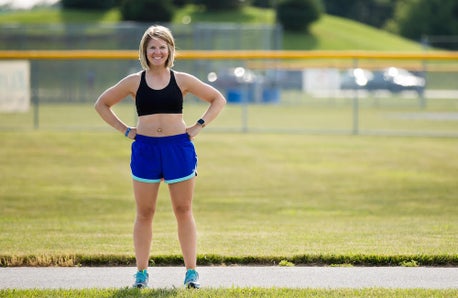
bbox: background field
[1,122,457,265]
[1,0,457,270]
[3,95,458,136]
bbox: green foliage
[1,253,457,267]
[252,0,274,8]
[0,6,426,51]
[400,260,419,267]
[322,0,396,28]
[61,0,116,10]
[277,0,322,32]
[388,0,458,49]
[283,14,424,50]
[2,288,458,298]
[172,0,192,8]
[173,4,275,24]
[279,260,295,267]
[200,0,247,11]
[0,8,121,24]
[119,0,175,22]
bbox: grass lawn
[2,96,458,135]
[0,124,457,265]
[0,5,456,297]
[1,288,457,298]
[0,7,121,24]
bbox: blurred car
[208,67,258,89]
[340,68,374,90]
[207,67,280,103]
[341,67,425,95]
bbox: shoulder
[173,70,202,87]
[173,70,220,99]
[125,71,143,82]
[173,70,196,80]
[117,71,142,88]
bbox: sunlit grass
[1,288,457,298]
[300,15,424,51]
[0,130,456,260]
[0,8,121,24]
[2,98,457,136]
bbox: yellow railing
[0,50,457,61]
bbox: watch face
[198,119,205,125]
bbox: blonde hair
[139,25,175,70]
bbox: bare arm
[175,71,226,137]
[94,73,139,137]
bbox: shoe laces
[135,270,148,283]
[185,269,199,282]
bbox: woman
[94,25,226,288]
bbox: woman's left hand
[186,124,203,140]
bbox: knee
[136,206,155,222]
[173,204,192,219]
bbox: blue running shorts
[130,133,197,184]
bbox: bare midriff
[136,114,186,137]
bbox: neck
[148,66,169,75]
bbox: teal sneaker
[184,269,200,289]
[133,269,149,288]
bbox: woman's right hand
[125,127,137,140]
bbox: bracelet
[124,127,131,137]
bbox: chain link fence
[1,24,457,137]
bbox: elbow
[94,100,102,114]
[94,97,107,114]
[219,94,227,107]
[208,94,226,110]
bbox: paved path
[1,267,457,289]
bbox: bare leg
[168,177,197,269]
[133,180,160,270]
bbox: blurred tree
[119,0,175,22]
[172,0,192,7]
[277,0,322,32]
[322,0,396,28]
[387,0,458,49]
[252,0,274,8]
[62,0,116,10]
[199,0,247,11]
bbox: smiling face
[146,37,169,68]
[139,26,176,70]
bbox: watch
[197,118,206,127]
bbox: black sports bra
[135,70,183,116]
